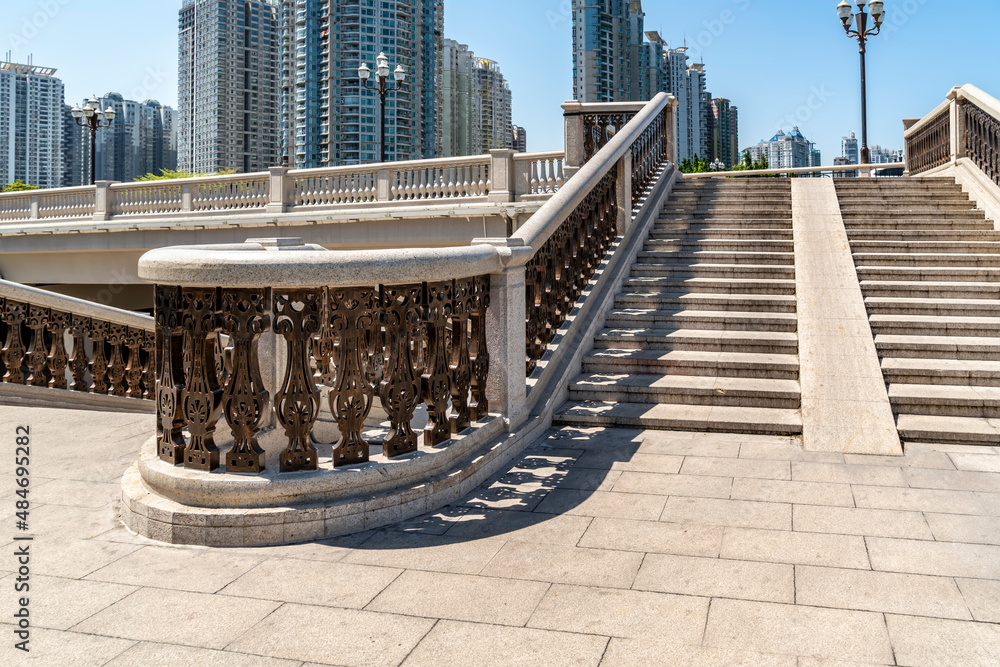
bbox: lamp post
[710,158,726,172]
[358,52,406,163]
[71,96,116,185]
[837,0,885,166]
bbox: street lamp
[71,96,116,185]
[359,52,406,163]
[837,0,885,165]
[710,158,726,172]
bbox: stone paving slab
[3,407,1000,665]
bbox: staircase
[555,178,802,435]
[836,177,1000,445]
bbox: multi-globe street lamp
[358,52,406,163]
[71,96,116,185]
[837,0,886,166]
[710,158,726,172]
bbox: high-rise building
[178,0,280,174]
[73,93,178,182]
[0,60,65,189]
[62,104,87,187]
[869,144,903,164]
[743,127,818,170]
[572,0,644,103]
[512,126,527,153]
[706,97,739,169]
[841,130,860,165]
[279,0,443,167]
[437,40,514,157]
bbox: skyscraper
[76,93,177,182]
[707,97,739,169]
[743,127,819,170]
[512,126,527,153]
[279,0,443,167]
[474,58,512,154]
[178,0,281,174]
[572,0,644,103]
[842,130,860,165]
[438,38,476,157]
[0,60,65,189]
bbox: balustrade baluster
[155,286,186,464]
[1,300,27,384]
[329,287,378,466]
[273,289,321,472]
[106,324,128,396]
[422,280,453,446]
[469,275,490,420]
[449,278,474,433]
[125,328,144,398]
[379,283,423,457]
[220,288,270,473]
[47,310,70,390]
[313,288,336,386]
[68,316,90,392]
[530,161,540,194]
[141,330,155,400]
[180,287,223,471]
[25,306,48,387]
[89,321,110,394]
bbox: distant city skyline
[4,0,999,161]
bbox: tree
[2,180,40,192]
[134,168,237,181]
[678,153,710,174]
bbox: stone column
[29,194,39,220]
[266,167,290,213]
[562,100,585,178]
[488,149,517,203]
[93,181,115,222]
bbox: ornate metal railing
[583,112,638,163]
[966,101,1000,186]
[0,282,154,399]
[153,278,490,473]
[906,109,951,175]
[631,105,672,204]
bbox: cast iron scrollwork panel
[68,315,90,392]
[582,112,636,163]
[449,277,474,434]
[106,323,128,396]
[274,289,321,472]
[1,299,27,384]
[89,320,110,394]
[313,287,336,387]
[379,283,423,457]
[46,310,70,390]
[181,287,223,471]
[966,103,1000,187]
[422,280,453,447]
[125,327,145,399]
[220,288,270,473]
[470,275,491,420]
[329,287,378,466]
[25,306,49,387]
[141,330,155,399]
[155,286,186,464]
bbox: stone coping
[138,416,506,509]
[0,277,153,330]
[138,238,506,288]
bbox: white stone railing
[514,151,567,199]
[904,84,1000,224]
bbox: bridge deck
[2,405,998,665]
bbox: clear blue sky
[6,0,999,160]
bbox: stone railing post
[901,118,921,176]
[377,168,391,201]
[473,237,530,428]
[488,149,516,203]
[616,152,632,235]
[513,157,532,198]
[93,181,115,222]
[29,194,40,220]
[954,96,968,160]
[181,182,193,212]
[948,90,961,165]
[562,100,585,178]
[266,167,290,213]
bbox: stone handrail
[0,150,569,226]
[1,278,154,402]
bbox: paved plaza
[1,405,999,666]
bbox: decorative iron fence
[966,102,1000,186]
[906,109,951,175]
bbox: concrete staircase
[836,177,1000,445]
[555,178,802,435]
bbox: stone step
[870,313,1000,338]
[851,241,1000,254]
[840,203,980,212]
[623,277,797,295]
[656,220,794,229]
[595,328,799,354]
[637,251,795,266]
[881,357,1000,387]
[604,309,798,332]
[649,228,794,240]
[875,334,1000,360]
[836,192,968,200]
[554,401,802,435]
[632,264,796,280]
[861,281,1000,299]
[644,239,794,252]
[853,253,1000,267]
[865,297,1000,317]
[843,220,995,230]
[889,383,1000,418]
[567,372,801,408]
[840,210,986,220]
[616,292,797,313]
[669,195,792,203]
[664,206,793,214]
[855,266,1000,282]
[847,229,1000,241]
[582,349,799,379]
[895,413,1000,445]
